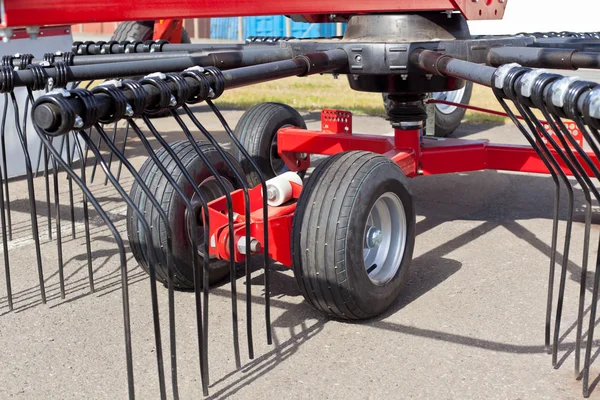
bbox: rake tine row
[33,126,135,399]
[82,125,168,399]
[491,65,600,397]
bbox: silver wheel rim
[432,85,467,115]
[362,192,407,286]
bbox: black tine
[0,152,11,311]
[44,145,52,240]
[9,92,45,303]
[205,101,255,358]
[103,122,119,185]
[1,94,12,241]
[140,116,210,396]
[73,137,94,292]
[175,105,241,368]
[525,107,593,371]
[35,128,135,399]
[49,137,66,299]
[207,100,273,347]
[65,134,77,239]
[114,121,130,182]
[492,82,569,357]
[89,125,104,183]
[82,126,167,400]
[128,118,210,398]
[93,121,180,400]
[25,89,51,241]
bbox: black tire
[112,21,191,44]
[381,81,473,137]
[292,151,416,319]
[234,103,307,188]
[126,140,245,289]
[430,81,473,137]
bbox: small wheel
[234,102,307,187]
[292,151,416,319]
[112,21,191,44]
[127,140,245,289]
[430,81,473,137]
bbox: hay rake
[3,1,600,398]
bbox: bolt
[329,14,337,21]
[125,103,134,117]
[74,115,84,129]
[250,239,261,253]
[169,95,177,107]
[267,187,277,200]
[354,54,362,63]
[366,227,383,248]
[296,152,308,160]
[237,236,261,254]
[47,77,55,91]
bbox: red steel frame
[206,108,600,269]
[1,0,506,28]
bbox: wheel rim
[362,192,407,286]
[186,176,235,259]
[432,85,467,115]
[269,125,292,176]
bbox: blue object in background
[210,16,345,40]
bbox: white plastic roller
[265,172,303,206]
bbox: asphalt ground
[1,100,600,400]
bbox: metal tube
[487,46,600,70]
[10,48,294,87]
[32,50,348,136]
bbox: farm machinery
[3,0,600,398]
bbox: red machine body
[1,0,506,28]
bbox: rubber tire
[234,102,307,188]
[291,151,416,319]
[381,81,473,137]
[126,140,245,289]
[112,21,191,44]
[431,81,473,137]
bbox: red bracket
[321,109,352,134]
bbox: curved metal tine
[493,91,567,354]
[576,122,600,397]
[207,100,273,347]
[548,111,600,380]
[49,135,66,299]
[128,118,207,397]
[172,106,241,368]
[83,126,167,400]
[1,93,12,240]
[92,122,180,400]
[139,115,211,395]
[0,140,11,310]
[103,122,120,186]
[72,137,94,292]
[521,102,597,374]
[8,92,46,303]
[35,128,135,400]
[89,127,103,183]
[114,121,130,182]
[65,134,77,238]
[185,100,255,360]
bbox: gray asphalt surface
[1,101,600,400]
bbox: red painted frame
[206,108,599,268]
[1,0,506,28]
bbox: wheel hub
[362,192,408,286]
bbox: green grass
[216,74,509,124]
